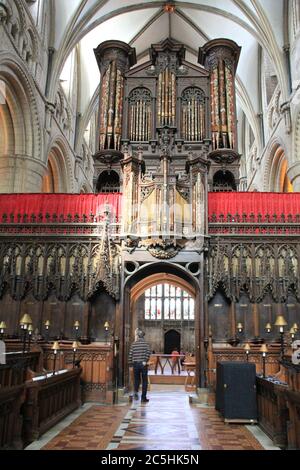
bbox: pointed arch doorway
[119,264,204,390]
[164,329,180,354]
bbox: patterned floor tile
[42,386,266,451]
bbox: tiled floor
[26,385,279,451]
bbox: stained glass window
[144,283,195,320]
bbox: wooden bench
[22,367,82,445]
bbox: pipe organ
[181,87,206,141]
[198,39,241,152]
[129,88,152,142]
[157,68,176,127]
[93,37,240,246]
[94,41,136,153]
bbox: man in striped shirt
[129,330,151,402]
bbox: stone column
[0,154,47,192]
[287,161,300,191]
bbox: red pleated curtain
[0,193,123,222]
[0,193,300,223]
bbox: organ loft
[1,2,300,452]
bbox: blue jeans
[133,362,148,399]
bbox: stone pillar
[287,161,300,191]
[0,154,46,192]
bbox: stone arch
[0,53,44,192]
[266,142,293,192]
[96,170,120,193]
[122,261,204,387]
[42,137,73,193]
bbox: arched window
[144,283,194,321]
[213,170,236,192]
[181,87,206,141]
[129,87,152,141]
[96,170,120,193]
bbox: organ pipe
[157,68,176,127]
[94,40,136,152]
[181,87,206,142]
[129,88,152,141]
[198,39,241,151]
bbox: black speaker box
[216,361,258,422]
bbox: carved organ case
[199,39,241,192]
[120,38,211,249]
[94,37,241,253]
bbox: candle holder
[74,320,80,340]
[72,341,79,367]
[244,342,251,362]
[104,321,110,344]
[290,327,296,342]
[28,324,34,350]
[274,315,287,358]
[237,323,243,334]
[260,344,268,378]
[52,341,59,375]
[292,323,298,338]
[20,314,32,354]
[44,320,50,342]
[0,321,7,340]
[265,323,272,334]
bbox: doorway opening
[164,329,180,354]
[127,272,197,386]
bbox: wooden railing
[207,344,281,388]
[256,377,288,448]
[23,368,82,445]
[285,389,300,450]
[0,385,24,450]
[43,342,114,403]
[0,350,42,387]
[256,361,300,449]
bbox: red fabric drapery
[0,193,123,221]
[1,192,300,223]
[208,192,300,220]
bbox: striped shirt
[128,338,151,365]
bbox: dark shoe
[134,393,139,400]
[141,398,149,403]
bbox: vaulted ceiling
[49,0,287,154]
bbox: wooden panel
[64,294,84,339]
[42,294,65,339]
[258,295,277,342]
[256,376,288,448]
[285,389,300,450]
[0,350,41,387]
[89,292,116,341]
[43,343,114,403]
[207,344,281,389]
[0,385,24,449]
[21,294,41,333]
[208,291,230,341]
[23,368,81,446]
[0,292,19,336]
[236,295,254,340]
